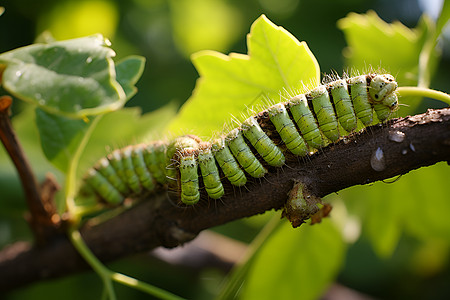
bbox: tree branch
[0,108,449,293]
[0,96,62,245]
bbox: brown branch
[0,96,62,245]
[0,108,449,293]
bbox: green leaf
[0,35,127,117]
[436,0,450,36]
[167,14,320,137]
[115,55,146,100]
[401,163,450,240]
[241,220,345,300]
[337,10,427,87]
[342,163,450,257]
[35,109,93,173]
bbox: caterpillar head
[369,74,398,107]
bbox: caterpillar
[76,73,398,223]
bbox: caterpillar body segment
[95,157,130,195]
[131,145,155,191]
[211,139,247,187]
[107,150,130,190]
[198,142,225,199]
[166,136,202,205]
[165,135,201,183]
[328,79,357,133]
[267,103,309,156]
[348,75,373,126]
[81,143,169,206]
[226,128,268,178]
[241,116,285,167]
[143,142,168,185]
[84,168,124,205]
[287,94,326,149]
[178,147,200,205]
[77,73,399,214]
[120,147,143,194]
[308,85,340,142]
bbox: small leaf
[167,14,320,137]
[115,55,146,100]
[241,220,345,300]
[0,35,127,117]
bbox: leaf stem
[68,226,185,300]
[111,273,185,300]
[68,227,116,299]
[397,86,450,105]
[65,115,103,221]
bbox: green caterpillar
[77,73,398,211]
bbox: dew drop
[370,147,386,172]
[86,56,93,63]
[401,149,408,155]
[409,143,416,152]
[38,99,45,105]
[15,71,22,77]
[388,130,405,143]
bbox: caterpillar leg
[282,181,331,228]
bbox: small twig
[0,96,61,245]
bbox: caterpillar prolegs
[77,73,398,225]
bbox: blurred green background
[1,0,449,299]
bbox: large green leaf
[241,220,345,300]
[342,163,450,257]
[337,10,428,87]
[167,14,320,137]
[0,35,130,117]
